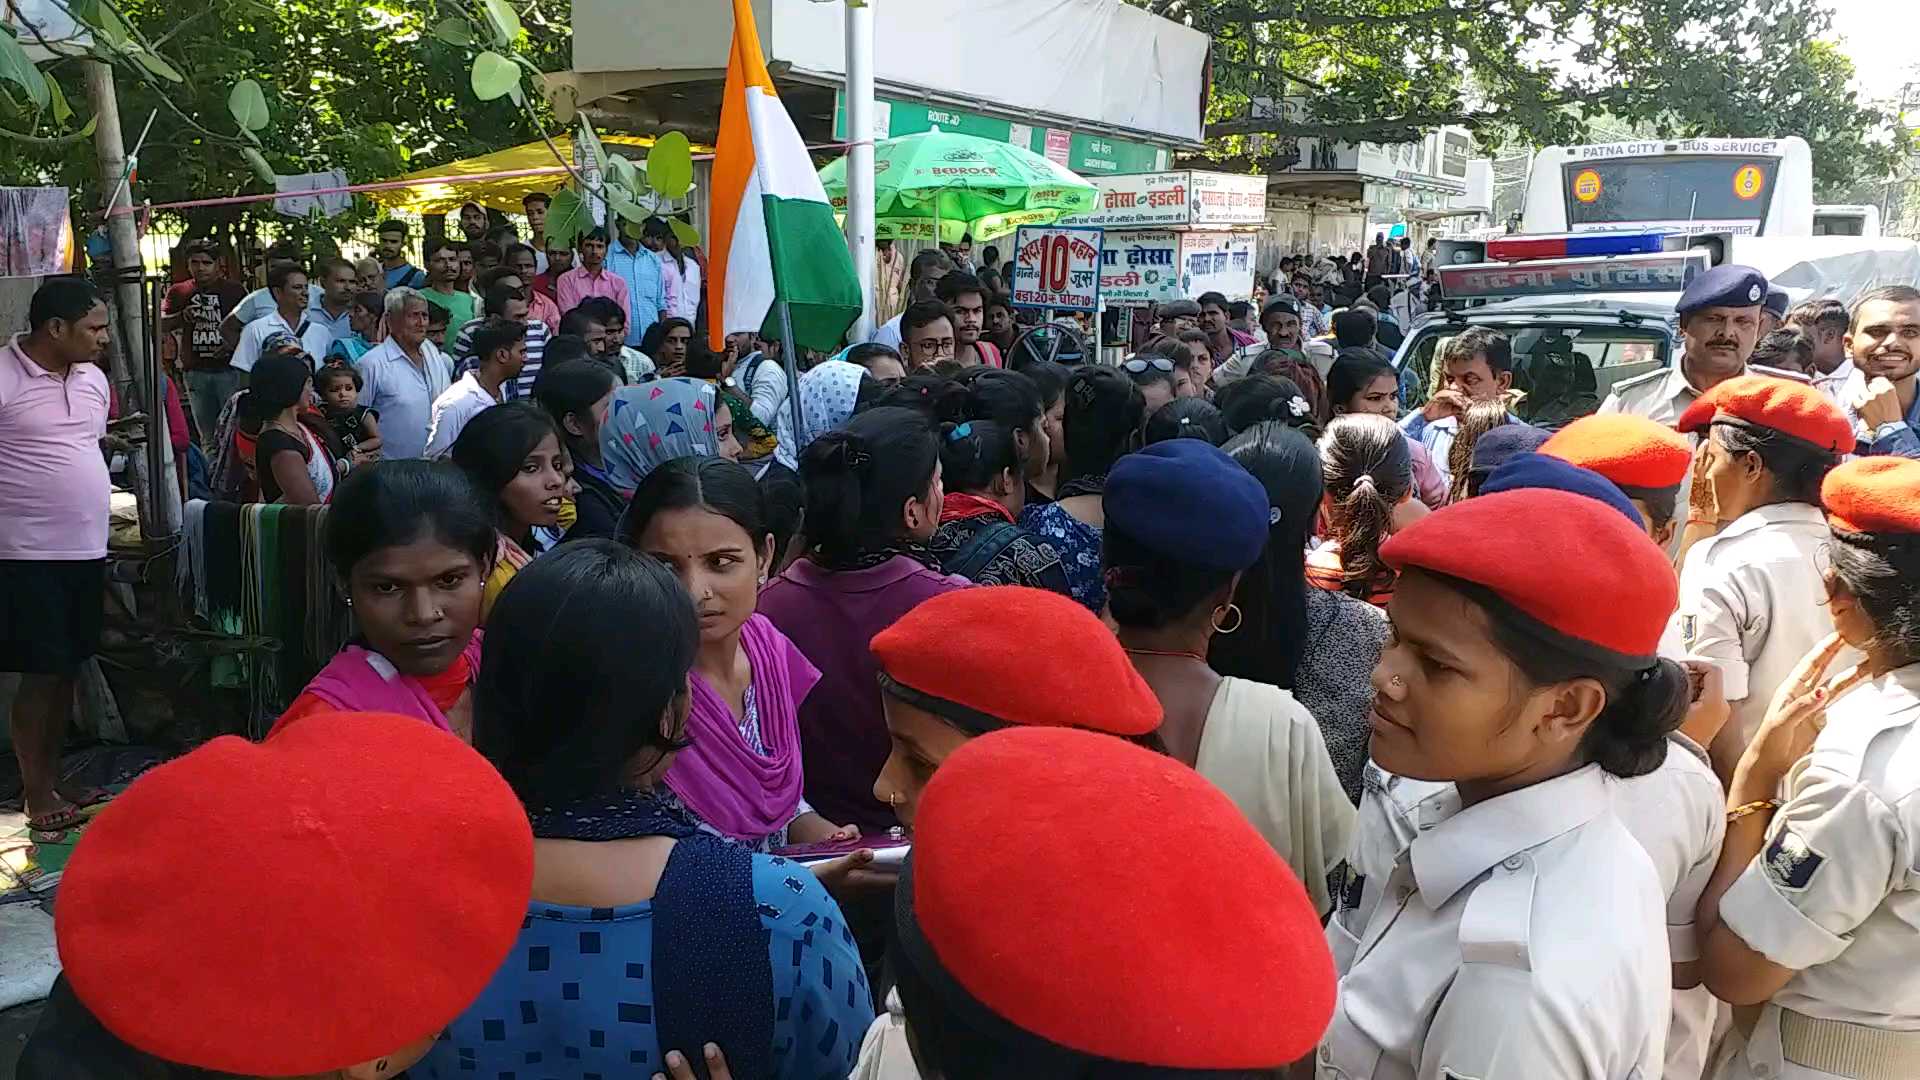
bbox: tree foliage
[0,0,574,239]
[1145,0,1907,191]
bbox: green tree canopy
[0,0,572,240]
[1145,0,1906,192]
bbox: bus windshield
[1563,156,1778,231]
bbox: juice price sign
[1011,225,1105,312]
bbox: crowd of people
[4,200,1920,1079]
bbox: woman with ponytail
[1323,488,1687,1080]
[926,419,1071,593]
[1215,422,1388,803]
[759,406,970,832]
[1309,413,1417,607]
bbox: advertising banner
[1099,229,1182,304]
[1012,225,1105,311]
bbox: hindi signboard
[1179,231,1260,301]
[1437,252,1708,303]
[1012,225,1105,312]
[1099,230,1182,305]
[1069,170,1268,229]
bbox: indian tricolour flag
[707,0,861,352]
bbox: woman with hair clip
[1017,366,1144,613]
[1309,413,1420,607]
[1214,372,1317,437]
[1696,456,1920,1080]
[1322,487,1687,1079]
[926,419,1070,593]
[1216,422,1388,804]
[1328,349,1447,507]
[1102,439,1353,914]
[758,406,970,833]
[958,367,1051,489]
[621,456,857,852]
[450,402,569,617]
[530,359,621,538]
[423,540,872,1078]
[1663,375,1855,781]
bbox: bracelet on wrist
[1727,799,1780,824]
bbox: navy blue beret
[1467,423,1551,482]
[1104,440,1270,571]
[1480,453,1643,529]
[1765,286,1790,318]
[1677,264,1769,316]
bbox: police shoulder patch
[1764,825,1825,891]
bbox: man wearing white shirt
[358,288,454,460]
[868,248,952,350]
[230,262,310,373]
[426,317,525,459]
[299,257,357,362]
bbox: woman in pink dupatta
[621,456,857,850]
[271,461,496,741]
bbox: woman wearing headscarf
[1102,439,1353,913]
[758,406,970,833]
[1216,421,1388,804]
[599,376,743,497]
[795,358,873,452]
[1017,366,1143,613]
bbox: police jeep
[1390,232,1693,430]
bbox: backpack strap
[742,351,769,395]
[944,520,1022,581]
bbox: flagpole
[779,300,805,449]
[844,0,876,341]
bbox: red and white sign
[1011,225,1105,312]
[1070,170,1267,228]
[1044,129,1073,167]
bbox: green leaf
[227,78,270,132]
[47,77,71,124]
[0,29,50,112]
[607,189,649,224]
[469,50,520,101]
[506,80,523,107]
[603,152,639,193]
[667,218,701,248]
[89,6,133,51]
[648,130,693,198]
[132,49,184,82]
[241,145,274,185]
[481,0,521,46]
[431,18,477,47]
[543,188,592,249]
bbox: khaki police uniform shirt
[1320,764,1671,1080]
[1333,743,1725,1080]
[1661,503,1839,764]
[1713,664,1920,1080]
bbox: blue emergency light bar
[1485,232,1670,261]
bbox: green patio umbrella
[819,129,1098,244]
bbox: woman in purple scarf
[621,455,857,850]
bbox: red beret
[1541,413,1691,491]
[56,712,534,1075]
[1823,456,1920,536]
[1381,489,1677,661]
[901,727,1335,1067]
[871,586,1161,736]
[1674,373,1853,455]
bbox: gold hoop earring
[1211,603,1243,635]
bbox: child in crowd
[316,360,382,464]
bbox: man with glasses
[901,300,957,371]
[1155,299,1201,339]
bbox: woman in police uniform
[1698,456,1920,1080]
[1664,375,1856,782]
[1320,487,1687,1080]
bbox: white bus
[1521,137,1815,237]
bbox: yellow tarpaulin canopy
[371,134,703,216]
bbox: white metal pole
[844,0,876,341]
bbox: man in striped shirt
[451,277,549,401]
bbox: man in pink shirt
[554,226,629,324]
[505,241,562,332]
[0,277,113,834]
